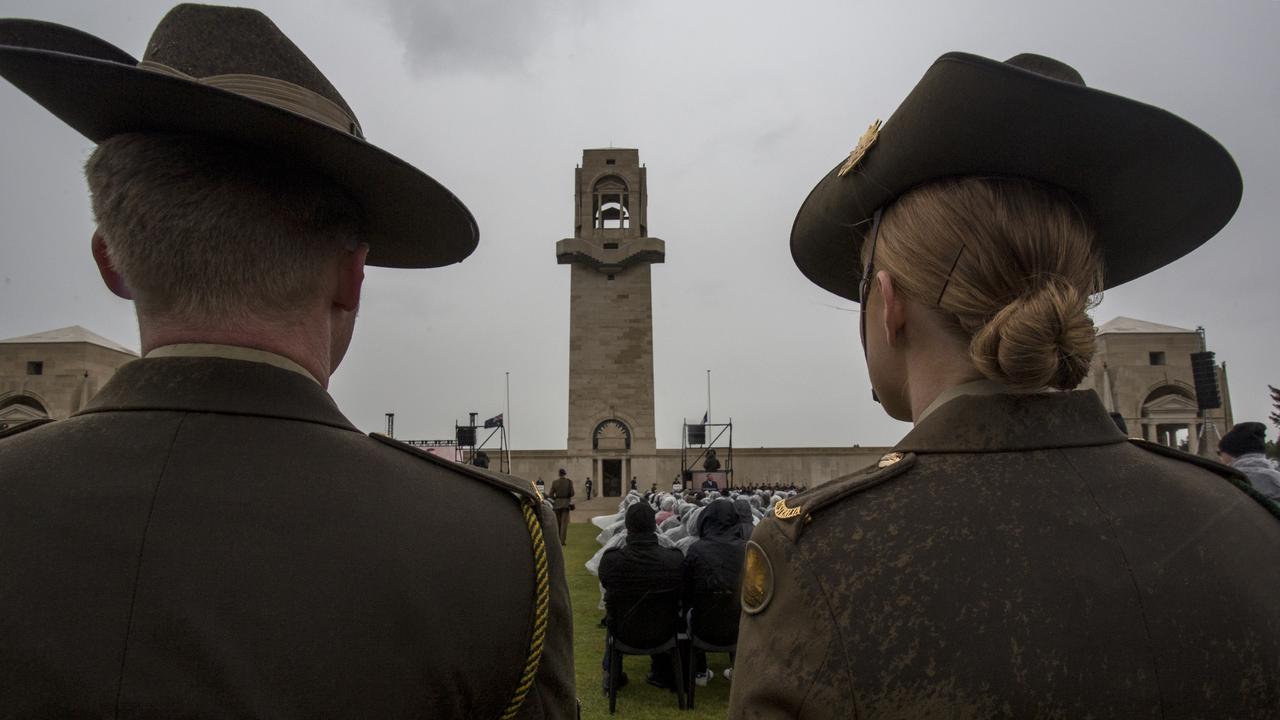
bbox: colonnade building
[1077,317,1232,454]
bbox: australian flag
[484,413,504,429]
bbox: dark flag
[484,413,503,429]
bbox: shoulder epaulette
[369,433,540,505]
[1129,438,1280,521]
[1127,437,1241,479]
[0,418,54,440]
[770,451,917,542]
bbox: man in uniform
[730,51,1280,717]
[550,468,575,545]
[0,6,575,717]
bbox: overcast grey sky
[2,0,1277,450]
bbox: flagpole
[706,369,711,424]
[505,371,512,472]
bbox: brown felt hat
[0,4,477,268]
[792,52,1242,301]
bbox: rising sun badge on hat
[837,119,881,177]
[791,52,1242,302]
[0,4,477,269]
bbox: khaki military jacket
[0,356,576,718]
[730,390,1280,719]
[550,476,574,511]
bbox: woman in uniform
[729,52,1280,718]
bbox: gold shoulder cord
[500,501,551,719]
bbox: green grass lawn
[564,522,733,718]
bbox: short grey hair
[85,133,364,323]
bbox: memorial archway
[0,393,49,429]
[1140,384,1202,453]
[593,418,632,497]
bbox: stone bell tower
[556,149,664,495]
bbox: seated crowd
[585,486,799,695]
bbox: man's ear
[91,231,133,300]
[333,243,368,312]
[877,270,906,347]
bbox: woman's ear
[877,270,906,347]
[91,231,133,300]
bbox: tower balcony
[555,236,665,272]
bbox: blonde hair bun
[874,177,1103,392]
[970,278,1095,391]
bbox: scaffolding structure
[680,418,734,490]
[398,410,509,473]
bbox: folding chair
[604,588,686,714]
[684,588,740,709]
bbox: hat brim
[0,27,476,269]
[792,52,1242,301]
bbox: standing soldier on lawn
[550,468,576,545]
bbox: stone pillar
[1187,422,1199,455]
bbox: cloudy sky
[1,0,1277,450]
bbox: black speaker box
[1190,351,1221,410]
[456,426,477,446]
[687,424,706,445]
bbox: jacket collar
[77,356,358,432]
[896,389,1127,453]
[146,342,320,384]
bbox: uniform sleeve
[514,503,577,719]
[728,518,852,719]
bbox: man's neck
[139,317,333,388]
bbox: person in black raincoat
[683,499,746,685]
[731,497,755,540]
[599,503,685,691]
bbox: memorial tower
[556,149,665,495]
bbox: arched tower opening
[592,175,630,230]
